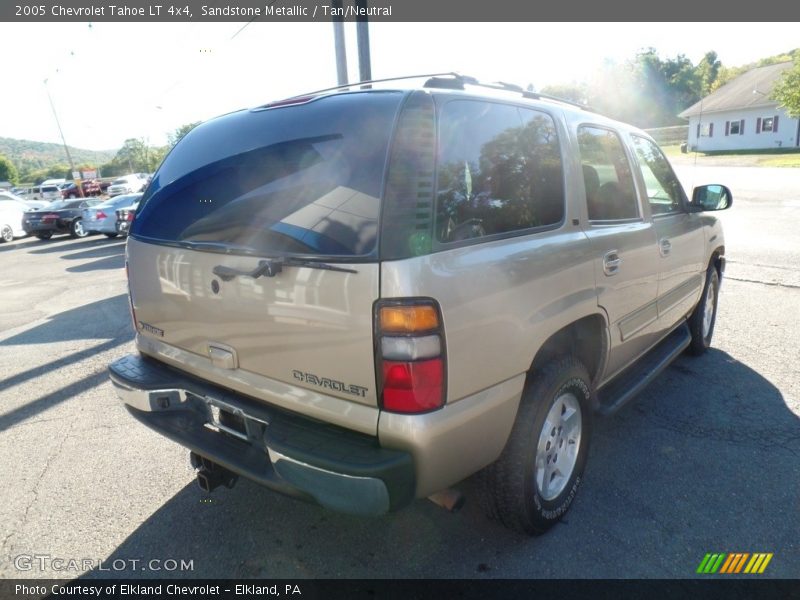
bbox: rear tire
[104,233,119,239]
[36,232,53,240]
[70,218,88,238]
[0,225,13,243]
[687,264,720,356]
[479,355,593,535]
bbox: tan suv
[109,74,732,534]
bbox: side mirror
[690,184,732,212]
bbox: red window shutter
[725,121,730,136]
[774,115,779,132]
[709,123,714,137]
[740,119,744,135]
[756,118,761,134]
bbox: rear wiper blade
[179,240,260,255]
[213,257,357,281]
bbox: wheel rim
[74,220,85,236]
[535,391,582,501]
[702,278,716,339]
[1,226,12,242]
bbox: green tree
[0,155,19,184]
[539,82,589,105]
[113,138,149,173]
[168,122,201,148]
[695,51,722,96]
[772,61,800,118]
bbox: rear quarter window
[434,100,565,245]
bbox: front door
[629,135,706,334]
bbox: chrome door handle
[659,238,672,257]
[603,250,622,276]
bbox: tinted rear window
[435,100,564,244]
[132,92,403,258]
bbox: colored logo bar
[696,553,773,574]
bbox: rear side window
[578,126,639,221]
[132,92,403,258]
[435,100,564,244]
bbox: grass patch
[700,147,800,157]
[660,144,683,157]
[759,154,800,167]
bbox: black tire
[69,218,88,239]
[104,233,119,239]
[687,264,720,356]
[478,355,593,535]
[0,225,13,243]
[36,232,53,240]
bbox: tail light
[126,210,135,222]
[42,213,58,223]
[375,300,446,414]
[95,211,107,220]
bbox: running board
[596,323,691,416]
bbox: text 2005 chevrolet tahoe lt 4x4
[109,74,731,534]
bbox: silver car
[81,194,143,237]
[108,175,147,197]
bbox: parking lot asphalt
[0,166,797,580]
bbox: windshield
[132,91,403,258]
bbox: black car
[23,199,103,240]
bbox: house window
[757,115,779,134]
[699,123,714,137]
[729,120,741,135]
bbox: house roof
[679,61,793,118]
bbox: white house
[679,62,799,152]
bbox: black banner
[2,579,800,600]
[2,0,800,22]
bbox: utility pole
[44,79,83,197]
[355,0,372,82]
[332,0,348,86]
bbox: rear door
[128,91,405,415]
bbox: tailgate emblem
[292,370,368,398]
[138,321,165,337]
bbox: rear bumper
[23,221,66,234]
[109,353,415,515]
[84,219,116,234]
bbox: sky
[1,22,797,151]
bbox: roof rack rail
[272,72,461,104]
[259,72,592,113]
[423,73,593,112]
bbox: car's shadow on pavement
[24,235,118,255]
[0,294,133,432]
[82,350,799,579]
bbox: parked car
[82,193,142,238]
[22,198,102,239]
[35,185,63,202]
[107,175,147,197]
[0,191,47,211]
[114,196,141,237]
[61,179,112,199]
[0,197,32,242]
[109,74,732,534]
